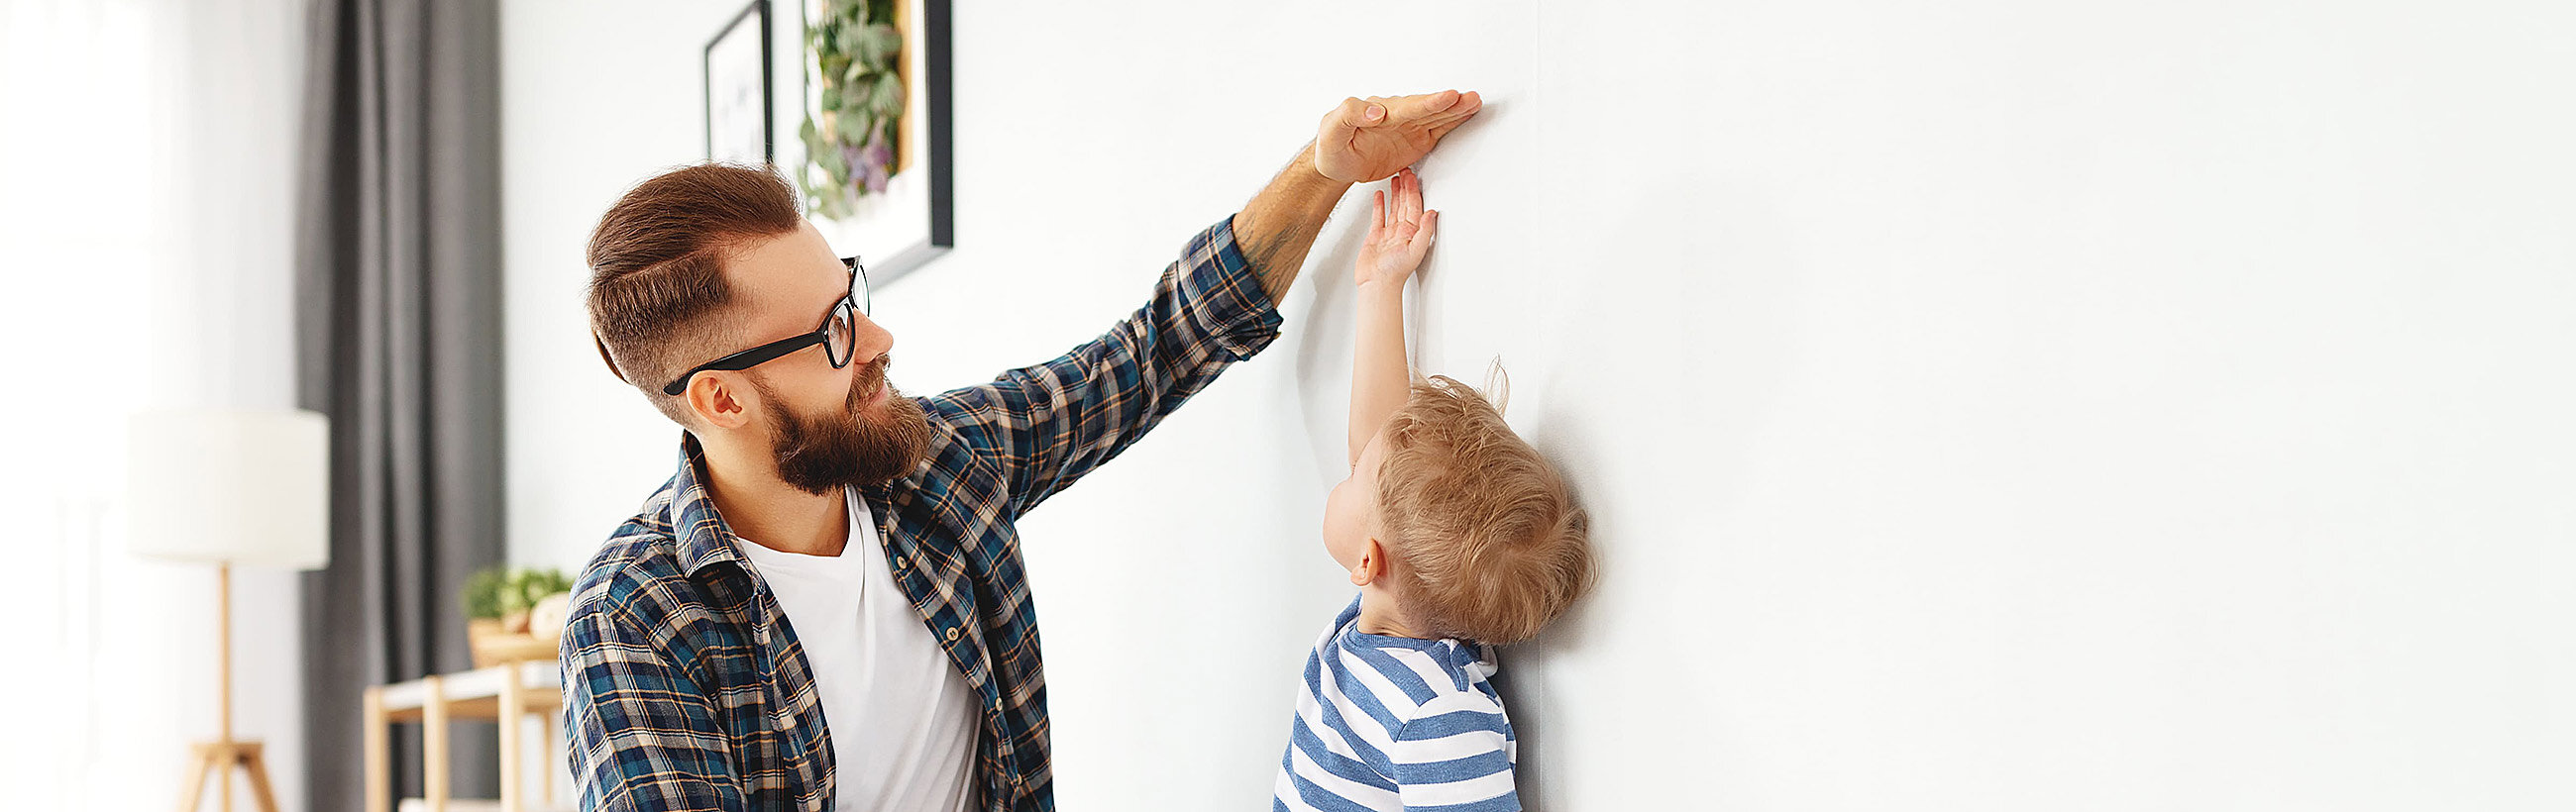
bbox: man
[563,90,1484,812]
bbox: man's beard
[752,356,933,495]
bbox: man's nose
[850,314,896,367]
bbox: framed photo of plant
[784,0,953,286]
[703,0,773,164]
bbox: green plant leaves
[803,0,906,215]
[461,565,570,621]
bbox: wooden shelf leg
[365,687,390,812]
[540,711,556,805]
[498,666,523,812]
[422,675,449,812]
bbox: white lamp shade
[125,409,331,570]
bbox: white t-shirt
[734,487,980,812]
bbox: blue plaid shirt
[562,217,1283,812]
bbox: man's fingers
[1391,89,1461,120]
[1419,105,1482,133]
[1422,90,1481,119]
[1416,91,1482,136]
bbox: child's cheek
[1321,487,1351,560]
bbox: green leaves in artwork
[801,0,905,217]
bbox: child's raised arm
[1349,168,1439,465]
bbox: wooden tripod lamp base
[175,564,284,812]
[180,739,280,812]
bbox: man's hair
[1375,372,1594,645]
[586,162,803,424]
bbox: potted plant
[462,565,575,667]
[462,565,508,641]
[504,567,572,634]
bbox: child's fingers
[1413,210,1440,255]
[1370,189,1387,233]
[1414,172,1429,223]
[1399,170,1424,225]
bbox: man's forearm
[1234,142,1353,303]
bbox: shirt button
[945,627,960,642]
[894,556,907,569]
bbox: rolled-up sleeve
[926,214,1284,517]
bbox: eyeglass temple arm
[659,333,829,396]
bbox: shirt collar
[670,432,746,577]
[668,431,913,577]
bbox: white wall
[502,2,2576,809]
[1,2,308,811]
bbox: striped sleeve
[1387,693,1519,812]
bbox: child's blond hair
[1374,371,1593,645]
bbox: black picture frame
[703,0,773,164]
[912,0,953,285]
[790,0,952,287]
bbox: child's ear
[1352,538,1389,586]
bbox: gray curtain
[291,0,505,810]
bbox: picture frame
[703,0,773,164]
[777,0,953,287]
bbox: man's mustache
[849,355,893,404]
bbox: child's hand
[1355,167,1438,289]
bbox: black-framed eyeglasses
[657,257,870,396]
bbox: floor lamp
[128,409,331,812]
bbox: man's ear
[686,373,754,430]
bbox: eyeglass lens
[825,301,856,367]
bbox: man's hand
[1316,90,1484,183]
[1356,168,1437,290]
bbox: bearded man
[561,90,1483,812]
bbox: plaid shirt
[562,217,1283,812]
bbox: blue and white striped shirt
[1273,597,1519,812]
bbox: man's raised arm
[1235,89,1483,303]
[925,90,1485,516]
